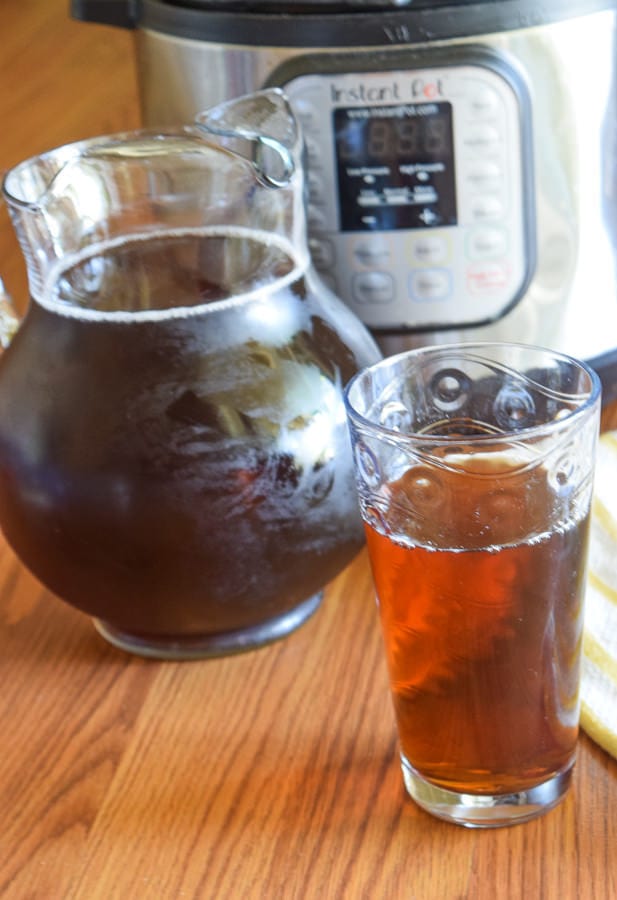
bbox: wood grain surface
[1,2,617,898]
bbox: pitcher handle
[0,276,19,349]
[195,88,299,189]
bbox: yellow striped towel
[581,430,617,758]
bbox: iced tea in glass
[345,343,601,826]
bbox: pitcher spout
[2,143,96,302]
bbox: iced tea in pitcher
[0,91,380,657]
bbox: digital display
[334,101,457,232]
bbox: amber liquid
[0,228,371,639]
[364,462,589,794]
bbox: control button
[418,208,440,226]
[467,226,508,260]
[463,124,501,153]
[309,237,335,270]
[304,136,322,169]
[470,195,504,222]
[467,85,500,118]
[466,261,510,295]
[464,160,503,192]
[307,203,328,232]
[410,269,451,301]
[352,272,395,304]
[307,171,323,205]
[357,191,381,208]
[411,234,448,266]
[353,239,390,267]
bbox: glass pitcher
[0,89,380,659]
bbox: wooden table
[1,3,616,897]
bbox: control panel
[282,53,534,332]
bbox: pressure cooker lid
[154,0,484,8]
[72,0,617,43]
[138,0,612,9]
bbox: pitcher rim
[1,126,226,209]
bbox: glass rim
[344,340,602,446]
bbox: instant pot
[72,0,617,374]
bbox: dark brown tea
[0,227,372,646]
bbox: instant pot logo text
[330,77,444,104]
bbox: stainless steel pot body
[74,1,617,362]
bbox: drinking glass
[345,342,601,826]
